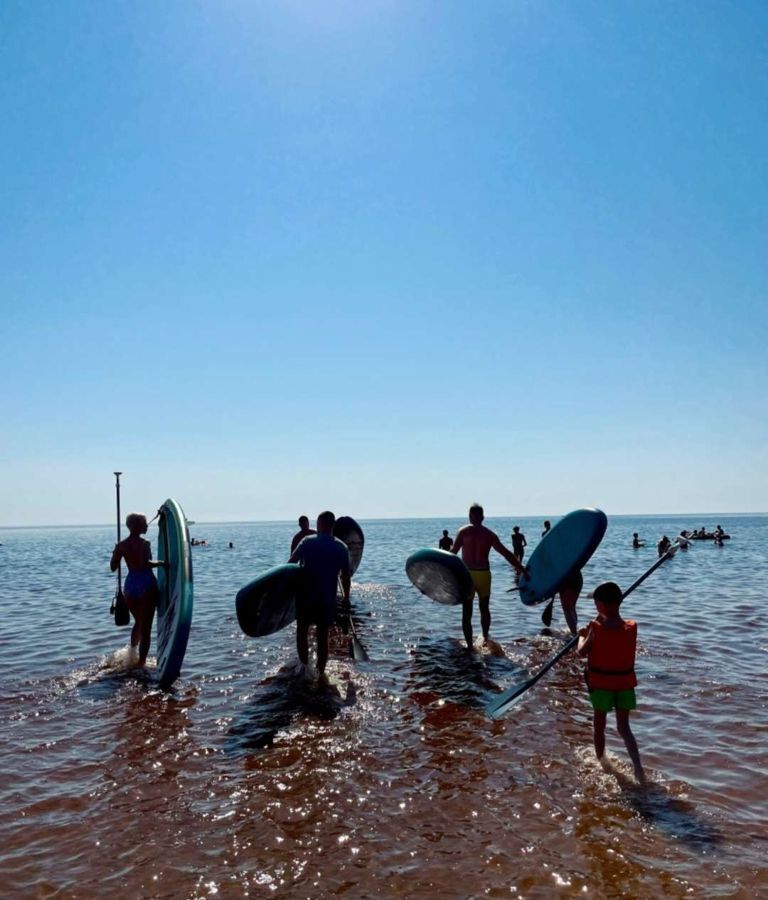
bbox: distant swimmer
[713,533,724,547]
[578,581,645,783]
[290,515,317,554]
[288,511,351,678]
[657,535,671,557]
[228,542,234,549]
[511,526,527,562]
[542,520,551,537]
[632,532,644,549]
[451,503,526,648]
[110,513,167,666]
[438,529,453,551]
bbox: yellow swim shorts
[469,569,491,600]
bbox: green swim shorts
[589,688,637,712]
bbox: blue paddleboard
[236,564,303,637]
[518,508,607,606]
[156,498,194,689]
[405,548,475,606]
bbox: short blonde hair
[126,512,148,533]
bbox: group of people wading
[111,503,646,783]
[438,504,644,782]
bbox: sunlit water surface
[1,515,766,897]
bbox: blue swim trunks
[124,569,158,601]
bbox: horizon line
[1,511,765,530]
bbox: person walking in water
[290,515,316,554]
[542,520,551,537]
[438,529,453,551]
[578,581,645,783]
[511,525,527,562]
[110,513,166,666]
[451,504,525,648]
[541,568,583,634]
[289,511,350,679]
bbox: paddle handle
[114,471,123,594]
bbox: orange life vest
[586,619,638,691]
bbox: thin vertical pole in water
[114,471,123,597]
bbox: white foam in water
[101,644,141,671]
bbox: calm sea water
[1,514,766,898]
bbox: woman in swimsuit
[110,513,165,665]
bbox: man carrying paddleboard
[451,504,525,648]
[289,511,351,678]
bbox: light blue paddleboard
[405,548,475,606]
[518,508,607,606]
[236,564,303,637]
[156,498,194,689]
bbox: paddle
[337,576,369,662]
[110,471,130,626]
[486,540,683,719]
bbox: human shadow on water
[226,663,357,755]
[409,636,524,710]
[609,763,724,853]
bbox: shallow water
[1,514,766,897]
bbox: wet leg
[479,596,491,642]
[296,618,310,666]
[462,598,474,648]
[616,709,645,782]
[316,625,330,675]
[593,710,607,761]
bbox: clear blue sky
[1,1,766,525]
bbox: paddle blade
[351,633,370,663]
[486,677,535,718]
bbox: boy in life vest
[578,581,645,783]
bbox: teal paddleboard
[236,564,303,637]
[405,548,475,606]
[518,508,607,606]
[156,498,194,689]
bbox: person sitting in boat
[657,535,671,557]
[715,524,724,537]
